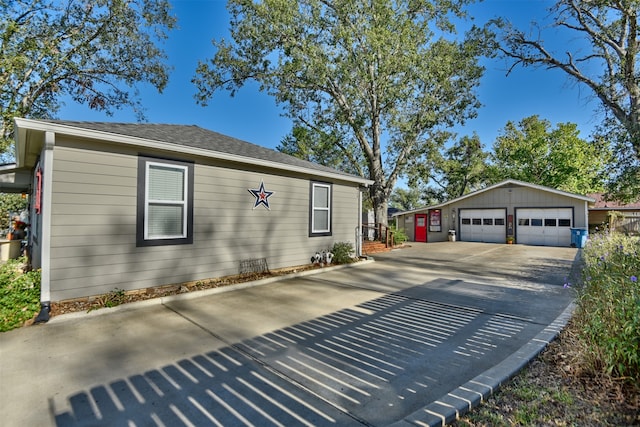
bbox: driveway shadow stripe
[51,276,570,427]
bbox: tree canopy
[389,187,424,211]
[489,115,609,194]
[277,125,363,177]
[0,0,176,159]
[492,0,640,199]
[406,133,489,203]
[194,0,489,225]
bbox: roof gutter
[0,164,31,193]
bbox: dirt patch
[49,263,328,317]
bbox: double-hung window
[310,182,332,236]
[137,156,194,246]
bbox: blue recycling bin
[570,228,588,248]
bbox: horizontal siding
[48,141,361,301]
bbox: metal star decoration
[248,181,275,210]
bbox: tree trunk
[370,184,389,227]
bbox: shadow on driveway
[53,276,572,426]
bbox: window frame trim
[309,181,333,237]
[137,155,194,247]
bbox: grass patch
[573,232,640,381]
[454,323,640,426]
[0,257,40,332]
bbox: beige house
[1,119,372,320]
[394,180,594,247]
[588,193,640,234]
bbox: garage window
[559,219,571,227]
[462,218,471,225]
[545,219,557,226]
[483,218,493,225]
[519,218,529,226]
[531,219,543,226]
[472,218,482,225]
[495,218,505,225]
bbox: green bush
[0,193,28,229]
[574,232,640,381]
[391,226,407,245]
[331,241,355,264]
[0,257,41,332]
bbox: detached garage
[394,180,594,247]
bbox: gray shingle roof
[43,120,362,180]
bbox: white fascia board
[13,120,29,167]
[392,202,448,217]
[391,179,596,217]
[0,164,31,192]
[0,163,18,171]
[14,118,373,186]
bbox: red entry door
[415,214,427,242]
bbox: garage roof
[393,179,596,216]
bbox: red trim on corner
[35,167,42,214]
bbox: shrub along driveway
[0,242,579,426]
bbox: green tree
[194,0,489,226]
[597,118,640,202]
[491,0,640,199]
[407,133,489,203]
[1,0,176,160]
[278,125,363,176]
[390,187,423,211]
[489,115,609,194]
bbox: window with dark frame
[545,218,557,227]
[495,218,505,226]
[559,219,571,227]
[309,181,332,236]
[137,156,194,247]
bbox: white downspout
[35,131,54,322]
[356,187,363,257]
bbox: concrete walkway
[0,242,580,426]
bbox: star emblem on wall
[248,181,275,210]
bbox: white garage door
[516,208,572,246]
[460,209,506,243]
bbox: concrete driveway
[0,242,579,427]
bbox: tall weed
[575,232,640,381]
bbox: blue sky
[59,0,601,153]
